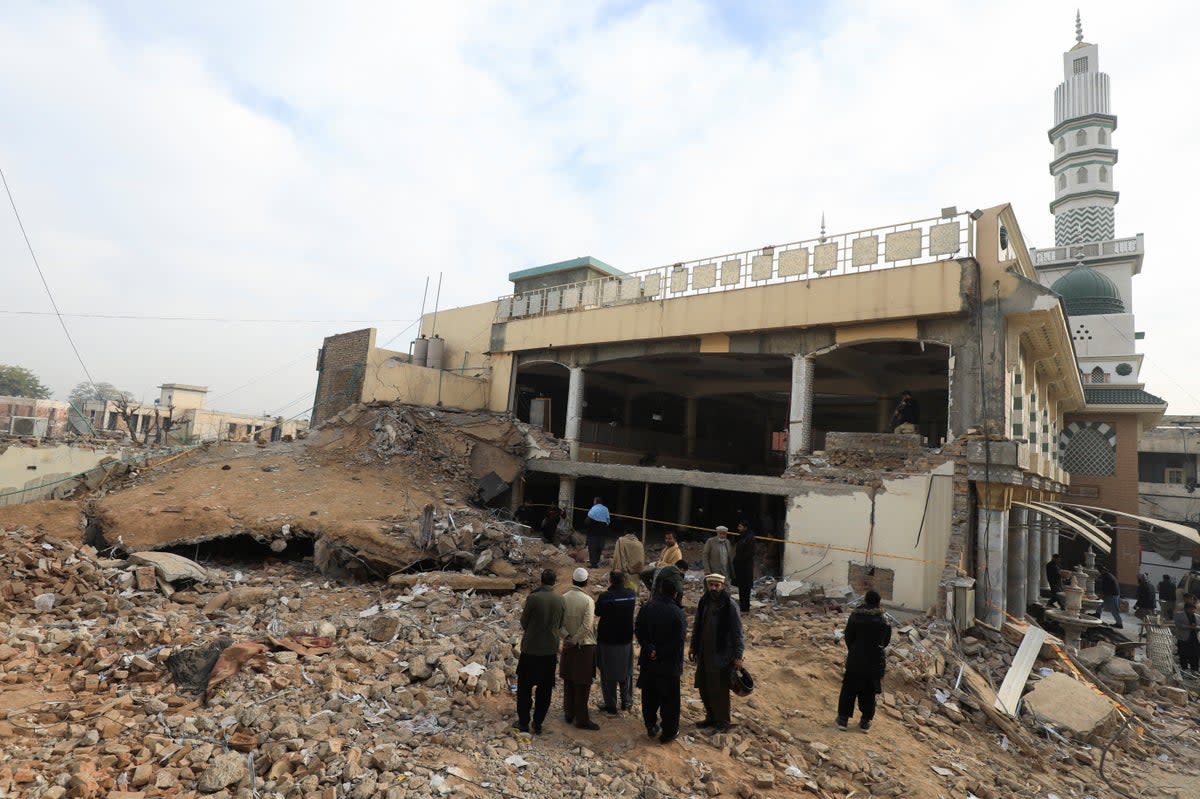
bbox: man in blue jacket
[636,580,687,743]
[688,573,744,733]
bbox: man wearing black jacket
[689,573,744,733]
[595,571,637,714]
[732,521,756,614]
[635,581,688,744]
[836,590,891,733]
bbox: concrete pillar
[557,475,576,529]
[1026,512,1043,605]
[677,484,693,529]
[684,396,699,458]
[565,366,584,461]
[976,483,1010,628]
[876,396,892,433]
[1040,518,1054,591]
[1006,506,1028,618]
[787,354,815,465]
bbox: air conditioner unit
[9,417,47,437]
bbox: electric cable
[1,165,102,398]
[0,310,416,324]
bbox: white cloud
[1,0,1198,414]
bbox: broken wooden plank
[995,625,1047,716]
[386,572,516,593]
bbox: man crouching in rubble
[836,590,891,733]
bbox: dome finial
[819,212,826,243]
[1075,9,1083,43]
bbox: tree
[0,365,52,398]
[68,381,133,405]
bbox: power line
[0,165,102,405]
[1,309,416,324]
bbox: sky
[2,0,1199,418]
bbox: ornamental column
[1007,505,1029,618]
[788,355,815,465]
[565,366,585,461]
[976,482,1011,628]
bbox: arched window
[1058,173,1067,190]
[1098,166,1109,182]
[1056,137,1066,154]
[1098,128,1109,145]
[1090,366,1106,383]
[1076,129,1088,146]
[1076,167,1088,184]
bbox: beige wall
[419,301,498,373]
[362,358,490,411]
[497,260,964,353]
[782,462,956,611]
[0,443,124,506]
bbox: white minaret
[1049,11,1118,246]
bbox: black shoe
[697,719,716,729]
[598,704,619,716]
[859,720,871,732]
[836,716,848,730]
[660,731,678,744]
[713,724,729,733]
[646,724,660,739]
[532,723,543,735]
[576,721,600,731]
[621,704,633,713]
[514,721,529,733]
[564,715,574,725]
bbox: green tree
[68,381,134,405]
[0,365,52,398]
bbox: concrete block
[1022,671,1116,740]
[1075,641,1114,671]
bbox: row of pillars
[550,355,818,526]
[976,489,1062,628]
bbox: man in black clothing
[1135,573,1157,619]
[889,390,920,432]
[689,573,744,733]
[1092,564,1123,629]
[515,569,565,733]
[640,559,688,604]
[1045,553,1065,609]
[836,590,891,733]
[732,521,756,614]
[635,581,688,744]
[595,571,637,714]
[1159,573,1177,619]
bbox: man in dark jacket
[836,590,891,732]
[1091,564,1124,629]
[1159,574,1177,619]
[516,569,566,733]
[1134,573,1157,619]
[688,573,744,732]
[732,521,756,614]
[635,580,688,744]
[595,571,637,714]
[1045,553,1065,608]
[640,559,689,604]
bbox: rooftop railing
[496,212,976,321]
[1030,234,1142,267]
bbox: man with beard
[688,573,744,733]
[836,590,892,733]
[636,580,687,744]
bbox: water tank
[411,336,429,368]
[426,335,445,371]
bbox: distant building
[1138,417,1200,579]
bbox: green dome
[1051,263,1125,316]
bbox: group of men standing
[700,521,757,613]
[515,537,746,743]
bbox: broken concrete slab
[1022,671,1117,740]
[1075,641,1115,671]
[128,551,210,584]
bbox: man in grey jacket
[516,569,565,733]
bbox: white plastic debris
[358,605,381,618]
[504,754,529,768]
[459,662,487,677]
[32,593,56,611]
